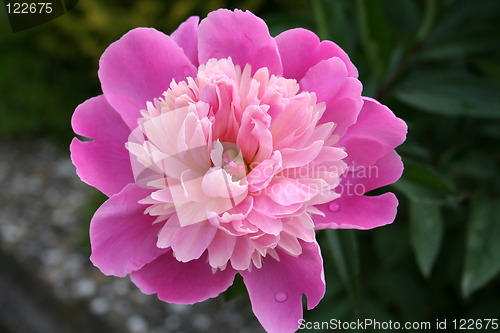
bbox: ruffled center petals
[125,57,348,272]
[267,177,317,206]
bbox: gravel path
[0,140,263,333]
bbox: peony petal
[89,183,167,277]
[198,9,282,75]
[267,177,316,206]
[170,16,200,67]
[253,193,304,218]
[130,252,236,304]
[246,210,283,235]
[230,237,255,270]
[99,28,197,130]
[201,168,248,199]
[280,140,324,169]
[157,214,180,249]
[313,192,399,230]
[300,57,363,138]
[70,95,134,197]
[247,151,282,192]
[208,231,237,268]
[170,221,217,262]
[241,241,325,333]
[275,28,357,81]
[336,97,408,167]
[341,150,404,194]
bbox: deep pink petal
[99,28,197,129]
[198,9,282,75]
[337,97,408,167]
[171,16,200,67]
[89,183,167,277]
[130,252,236,304]
[241,241,325,333]
[342,150,404,194]
[300,57,363,137]
[70,95,134,197]
[313,193,399,230]
[275,28,357,81]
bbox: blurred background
[1,0,499,332]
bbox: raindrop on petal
[274,291,288,303]
[329,202,340,212]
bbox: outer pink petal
[241,241,325,333]
[198,9,282,75]
[314,192,399,230]
[89,183,167,277]
[300,57,363,137]
[70,95,134,197]
[337,97,408,167]
[171,16,200,67]
[130,252,237,304]
[99,28,197,130]
[275,28,357,81]
[342,150,404,194]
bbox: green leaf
[356,0,393,80]
[392,161,454,202]
[379,0,420,37]
[325,229,359,299]
[472,56,500,83]
[311,0,329,40]
[324,0,353,53]
[223,274,247,301]
[409,199,443,277]
[419,38,500,61]
[462,192,500,297]
[394,71,500,119]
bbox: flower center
[126,57,347,271]
[214,142,247,181]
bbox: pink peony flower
[71,9,407,333]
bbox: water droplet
[329,202,340,212]
[274,291,288,303]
